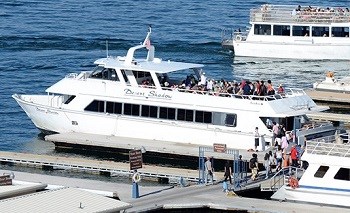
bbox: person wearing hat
[277,84,285,94]
[199,72,206,86]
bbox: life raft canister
[132,172,141,183]
[235,35,242,41]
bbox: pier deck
[306,89,350,103]
[0,151,221,183]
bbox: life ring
[289,176,299,189]
[132,172,141,183]
[235,35,242,41]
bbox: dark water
[1,0,349,157]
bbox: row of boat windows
[314,165,350,181]
[90,67,153,83]
[84,100,237,127]
[255,24,349,37]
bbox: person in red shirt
[291,144,298,167]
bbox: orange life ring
[289,176,299,189]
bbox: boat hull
[13,95,265,150]
[233,41,350,60]
[272,185,350,208]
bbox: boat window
[312,26,329,37]
[141,105,158,118]
[89,66,104,79]
[120,70,129,83]
[195,111,212,124]
[292,26,310,37]
[334,168,350,181]
[133,71,152,85]
[177,109,194,122]
[106,102,122,114]
[314,166,329,178]
[225,114,237,127]
[159,107,176,120]
[89,67,119,81]
[64,95,76,104]
[331,27,349,37]
[254,24,271,35]
[123,103,140,116]
[273,25,290,36]
[84,100,105,113]
[109,69,119,81]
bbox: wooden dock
[307,112,350,124]
[0,151,222,183]
[306,89,350,103]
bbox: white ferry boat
[313,71,350,93]
[13,28,337,151]
[271,134,350,208]
[222,4,350,60]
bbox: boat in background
[222,4,350,60]
[13,28,338,151]
[270,133,350,208]
[313,71,350,93]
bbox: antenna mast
[106,40,109,57]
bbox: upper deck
[306,133,350,158]
[251,5,350,24]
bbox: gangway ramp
[0,151,221,183]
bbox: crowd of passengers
[292,5,350,16]
[142,74,285,96]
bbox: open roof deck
[251,5,350,24]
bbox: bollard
[132,182,139,198]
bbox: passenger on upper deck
[277,84,285,94]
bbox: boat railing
[262,166,304,191]
[250,4,350,24]
[306,135,350,157]
[222,28,250,42]
[65,72,89,80]
[157,86,307,101]
[295,121,334,134]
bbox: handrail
[306,140,350,157]
[265,166,304,191]
[250,5,350,24]
[158,86,306,102]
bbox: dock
[307,112,350,124]
[0,151,221,183]
[305,89,350,109]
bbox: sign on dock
[213,143,227,153]
[129,149,143,170]
[0,175,12,186]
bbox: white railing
[307,137,350,157]
[152,85,306,102]
[251,5,350,24]
[65,71,89,80]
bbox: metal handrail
[250,5,350,24]
[265,166,304,191]
[306,140,350,157]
